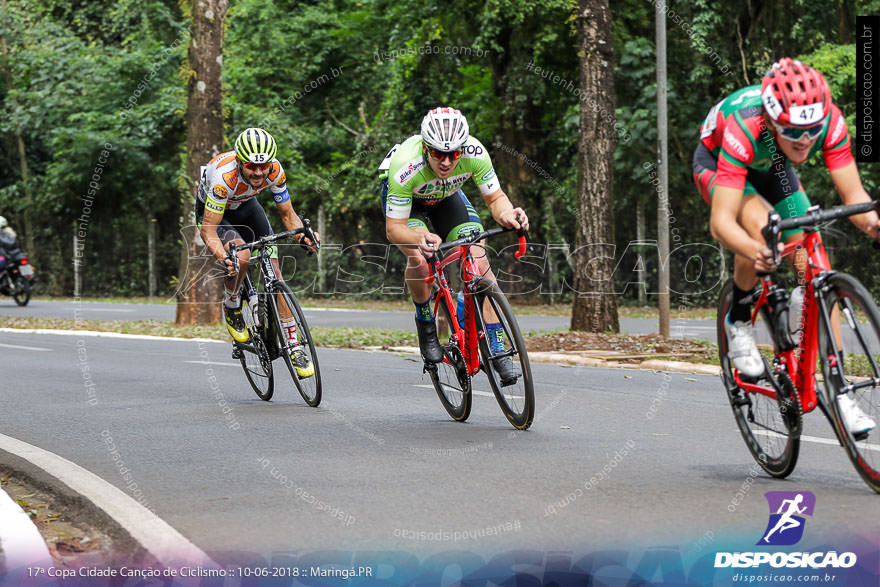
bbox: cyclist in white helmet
[195,127,319,377]
[379,107,528,382]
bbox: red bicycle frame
[735,229,834,413]
[426,234,527,376]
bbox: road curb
[0,434,217,570]
[377,345,721,375]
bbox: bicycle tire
[817,273,880,493]
[238,297,274,400]
[717,278,800,478]
[473,279,535,430]
[12,275,30,306]
[428,290,472,422]
[269,281,322,407]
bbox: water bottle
[248,288,260,327]
[456,291,466,329]
[788,285,805,344]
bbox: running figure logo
[758,491,816,546]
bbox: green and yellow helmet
[234,127,277,164]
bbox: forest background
[1,0,876,320]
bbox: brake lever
[761,211,782,270]
[224,246,239,276]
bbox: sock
[414,299,434,323]
[281,318,300,346]
[224,289,239,309]
[729,284,752,324]
[486,322,505,353]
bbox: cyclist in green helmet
[196,127,319,377]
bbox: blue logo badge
[758,491,815,546]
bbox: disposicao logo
[759,491,815,546]
[714,491,857,569]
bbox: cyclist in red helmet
[695,58,880,432]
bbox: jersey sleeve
[822,104,854,171]
[204,166,229,215]
[713,117,755,190]
[464,138,500,196]
[384,148,415,220]
[267,160,290,204]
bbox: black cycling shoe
[493,356,521,386]
[415,318,444,364]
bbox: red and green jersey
[698,85,853,191]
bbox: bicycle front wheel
[238,298,274,400]
[429,290,472,422]
[717,279,800,478]
[473,280,534,430]
[818,273,880,493]
[269,281,322,407]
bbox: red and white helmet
[420,107,470,151]
[761,58,831,126]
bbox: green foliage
[0,0,871,306]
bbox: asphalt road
[0,299,718,341]
[0,330,875,567]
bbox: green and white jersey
[382,135,500,219]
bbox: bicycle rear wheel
[473,280,534,430]
[238,298,274,400]
[717,279,800,478]
[428,289,472,421]
[818,273,880,493]
[269,281,322,407]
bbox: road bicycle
[226,221,322,406]
[425,226,535,430]
[717,201,880,492]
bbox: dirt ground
[525,331,717,364]
[0,471,148,570]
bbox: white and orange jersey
[196,151,290,214]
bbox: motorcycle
[0,240,34,306]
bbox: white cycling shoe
[724,316,764,378]
[837,394,876,435]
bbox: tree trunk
[570,0,618,333]
[175,0,229,325]
[0,0,36,262]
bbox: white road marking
[756,430,880,452]
[413,383,494,398]
[0,328,225,343]
[185,360,240,367]
[0,342,51,352]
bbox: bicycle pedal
[231,346,243,360]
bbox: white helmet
[420,107,469,151]
[0,216,7,229]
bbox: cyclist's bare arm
[199,210,239,277]
[830,162,880,240]
[276,200,320,251]
[710,184,778,273]
[386,216,439,257]
[200,210,232,262]
[483,189,528,230]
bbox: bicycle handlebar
[761,201,879,269]
[228,218,320,256]
[434,225,528,259]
